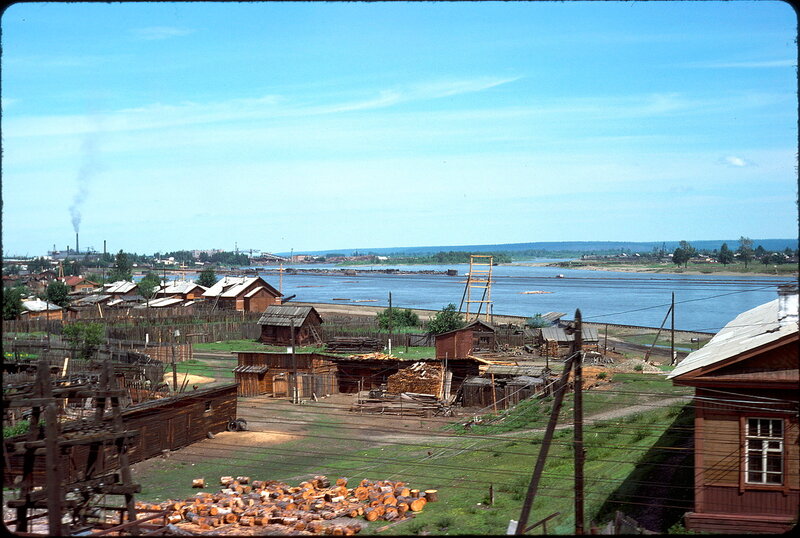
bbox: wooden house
[62,275,99,293]
[258,305,324,346]
[435,320,497,359]
[233,352,338,398]
[202,276,282,312]
[3,384,238,487]
[667,286,799,534]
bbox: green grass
[133,378,694,534]
[173,359,234,379]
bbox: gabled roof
[668,297,799,380]
[436,319,495,337]
[540,326,599,342]
[156,280,207,296]
[258,305,321,326]
[202,276,281,299]
[21,299,61,312]
[103,281,138,294]
[72,294,112,306]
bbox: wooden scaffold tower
[459,254,494,323]
[3,360,142,535]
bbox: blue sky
[1,1,797,256]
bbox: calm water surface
[242,262,793,332]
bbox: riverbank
[519,261,798,277]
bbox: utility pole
[388,292,392,355]
[573,309,585,535]
[291,318,297,403]
[670,292,676,366]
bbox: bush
[426,303,466,335]
[633,363,644,372]
[376,308,419,330]
[597,371,607,380]
[63,322,105,360]
[526,314,551,328]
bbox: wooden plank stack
[386,362,442,395]
[137,475,438,534]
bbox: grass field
[133,373,694,534]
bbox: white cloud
[724,155,751,167]
[131,26,194,41]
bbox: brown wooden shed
[668,291,799,534]
[233,351,338,397]
[202,276,282,312]
[258,305,323,346]
[3,383,238,487]
[435,320,497,359]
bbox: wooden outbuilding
[3,383,238,487]
[233,351,338,398]
[258,305,324,346]
[667,286,799,534]
[435,320,497,359]
[202,276,282,312]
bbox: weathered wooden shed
[435,320,497,359]
[258,305,324,346]
[3,383,238,487]
[539,326,599,357]
[667,289,799,534]
[233,351,338,398]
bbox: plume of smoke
[69,135,99,233]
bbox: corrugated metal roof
[258,305,317,326]
[104,281,138,294]
[73,294,112,306]
[540,326,598,342]
[542,312,566,322]
[21,299,61,312]
[157,280,206,295]
[202,276,281,299]
[668,297,798,380]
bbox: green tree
[45,280,71,307]
[672,247,690,267]
[737,237,754,268]
[678,240,697,258]
[717,243,734,265]
[426,303,466,335]
[196,267,217,288]
[138,272,162,305]
[754,245,766,259]
[62,322,105,360]
[769,252,786,265]
[377,308,419,330]
[3,287,25,320]
[108,250,133,281]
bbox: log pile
[326,337,382,353]
[137,475,438,534]
[350,392,451,417]
[386,362,442,395]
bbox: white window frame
[745,417,784,485]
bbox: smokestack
[76,232,79,255]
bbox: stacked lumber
[347,352,396,361]
[386,362,442,395]
[350,392,448,417]
[326,337,382,353]
[139,476,438,534]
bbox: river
[234,261,794,333]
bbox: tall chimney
[76,232,79,254]
[777,284,798,324]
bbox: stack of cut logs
[138,475,438,534]
[386,362,442,395]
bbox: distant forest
[287,239,798,259]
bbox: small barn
[539,326,599,357]
[667,287,799,534]
[19,299,74,321]
[202,276,282,312]
[435,320,497,359]
[233,351,338,398]
[258,305,324,346]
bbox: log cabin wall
[685,387,799,534]
[3,384,238,487]
[234,352,338,397]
